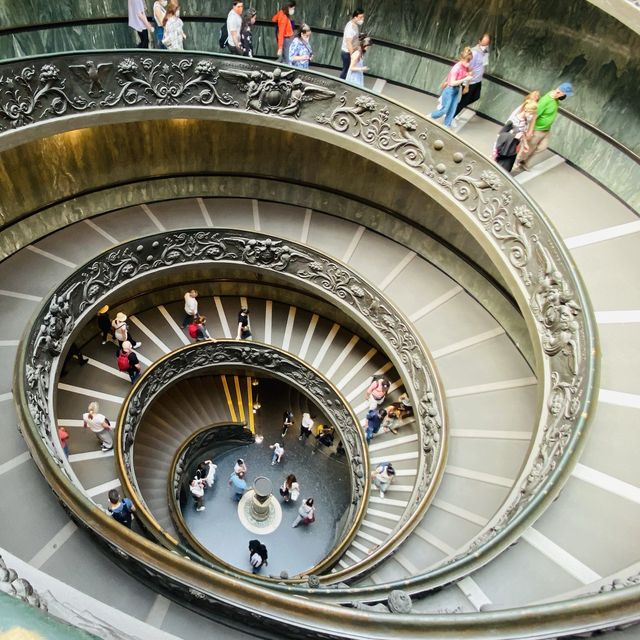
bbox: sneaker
[196,506,205,512]
[379,490,385,498]
[298,436,303,441]
[101,340,107,345]
[271,461,276,466]
[134,342,142,349]
[101,445,113,452]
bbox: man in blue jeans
[365,407,387,444]
[340,8,365,79]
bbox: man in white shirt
[454,33,491,118]
[340,8,365,79]
[182,289,199,328]
[128,0,154,49]
[226,0,244,54]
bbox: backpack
[117,351,130,372]
[109,499,133,526]
[219,23,228,49]
[188,323,198,339]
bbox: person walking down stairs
[82,401,113,452]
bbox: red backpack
[117,352,130,371]
[188,323,198,339]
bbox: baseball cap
[558,82,574,97]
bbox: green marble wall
[0,1,637,210]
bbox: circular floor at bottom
[181,379,352,577]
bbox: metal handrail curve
[115,339,371,578]
[0,14,635,165]
[9,51,607,630]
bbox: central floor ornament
[237,476,283,534]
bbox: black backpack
[219,23,228,49]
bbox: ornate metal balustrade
[16,225,444,581]
[8,51,613,634]
[117,340,370,575]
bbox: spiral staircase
[0,34,638,640]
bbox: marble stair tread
[597,323,640,395]
[445,437,529,482]
[451,115,501,157]
[304,210,363,260]
[33,219,114,267]
[577,403,640,488]
[412,289,505,353]
[70,456,118,491]
[0,245,75,297]
[346,228,417,286]
[435,334,534,390]
[0,463,75,560]
[253,201,308,242]
[91,205,164,244]
[38,529,162,622]
[142,198,206,231]
[523,161,637,239]
[569,232,640,310]
[0,296,39,341]
[200,198,254,231]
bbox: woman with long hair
[346,34,371,87]
[430,47,474,128]
[162,2,186,51]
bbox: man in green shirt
[515,82,574,170]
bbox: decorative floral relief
[6,51,594,579]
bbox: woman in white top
[82,401,113,451]
[234,458,247,475]
[153,0,168,48]
[111,312,141,349]
[162,2,186,51]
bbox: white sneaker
[196,506,205,512]
[101,340,107,345]
[134,342,142,349]
[379,490,385,498]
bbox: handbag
[303,509,315,524]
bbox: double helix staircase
[0,51,638,640]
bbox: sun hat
[115,312,127,322]
[98,304,110,315]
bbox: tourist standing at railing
[454,33,491,122]
[162,2,186,51]
[430,47,473,128]
[226,0,244,55]
[272,1,296,64]
[340,8,365,79]
[514,83,574,171]
[128,0,154,49]
[292,497,315,527]
[153,0,168,48]
[289,24,313,69]
[346,34,371,87]
[240,8,257,57]
[82,401,113,452]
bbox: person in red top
[272,1,296,64]
[58,426,70,458]
[430,47,473,128]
